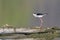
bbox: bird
[33,13,47,18]
[33,12,48,29]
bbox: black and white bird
[33,13,47,28]
[33,13,47,18]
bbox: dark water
[0,38,40,40]
[0,38,60,40]
[0,34,59,40]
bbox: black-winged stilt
[33,13,47,29]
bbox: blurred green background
[0,0,32,27]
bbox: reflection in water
[0,38,40,40]
[0,38,60,40]
[0,32,60,40]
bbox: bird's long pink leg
[40,17,43,29]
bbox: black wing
[36,13,43,15]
